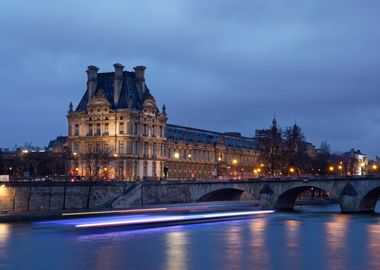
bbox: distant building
[67,64,258,180]
[47,136,68,153]
[343,149,368,176]
[331,149,368,176]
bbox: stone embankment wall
[0,181,142,214]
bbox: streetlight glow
[173,152,180,159]
[329,166,334,172]
[232,159,238,165]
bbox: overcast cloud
[0,0,380,157]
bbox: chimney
[86,65,99,101]
[134,65,146,93]
[113,63,124,106]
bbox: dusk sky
[1,0,380,157]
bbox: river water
[1,204,380,270]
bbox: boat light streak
[76,216,185,228]
[75,210,275,229]
[62,208,168,217]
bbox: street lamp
[289,167,295,174]
[173,152,180,159]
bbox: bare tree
[81,144,111,181]
[257,119,284,177]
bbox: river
[1,204,380,270]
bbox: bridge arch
[197,188,254,202]
[274,185,335,211]
[359,186,380,212]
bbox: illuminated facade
[67,64,258,180]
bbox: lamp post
[329,166,334,175]
[232,159,238,179]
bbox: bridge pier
[259,184,275,210]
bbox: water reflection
[285,220,300,269]
[0,223,10,246]
[325,215,349,270]
[165,230,189,270]
[368,223,380,269]
[225,225,242,270]
[249,219,269,269]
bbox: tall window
[143,124,147,136]
[104,123,109,134]
[74,143,79,153]
[134,123,138,135]
[134,161,138,178]
[119,141,125,154]
[160,126,163,137]
[74,124,79,136]
[153,144,157,158]
[132,141,137,155]
[119,122,124,134]
[88,124,93,136]
[96,123,101,136]
[152,125,156,137]
[153,162,156,177]
[143,143,148,157]
[143,161,148,178]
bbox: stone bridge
[142,177,380,213]
[1,177,380,214]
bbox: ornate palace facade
[67,64,258,180]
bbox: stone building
[67,64,258,180]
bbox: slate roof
[47,136,68,149]
[75,71,155,112]
[166,124,256,150]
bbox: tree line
[256,121,339,177]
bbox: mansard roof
[75,71,156,112]
[166,124,256,150]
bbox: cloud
[0,0,380,156]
